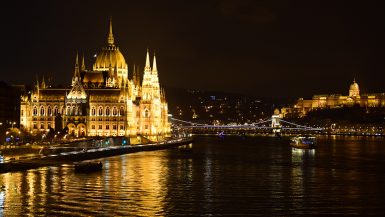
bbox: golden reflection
[125,151,168,216]
[291,148,315,163]
[27,171,36,213]
[290,148,315,210]
[2,172,22,214]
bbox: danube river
[1,135,385,216]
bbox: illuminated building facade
[282,79,385,118]
[20,19,170,138]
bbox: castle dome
[350,81,359,91]
[349,79,360,97]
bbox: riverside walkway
[0,137,192,173]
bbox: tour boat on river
[290,136,316,149]
[74,161,103,173]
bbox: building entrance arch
[67,123,76,137]
[77,123,87,137]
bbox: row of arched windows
[33,106,63,116]
[91,106,125,116]
[33,105,126,117]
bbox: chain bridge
[170,112,324,135]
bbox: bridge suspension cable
[170,117,206,126]
[280,120,323,130]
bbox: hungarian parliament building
[20,19,170,138]
[282,79,385,118]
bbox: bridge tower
[271,108,282,133]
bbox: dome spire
[108,16,114,45]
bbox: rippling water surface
[1,135,385,216]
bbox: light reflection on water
[1,135,385,216]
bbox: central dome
[92,18,128,73]
[93,45,127,70]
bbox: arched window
[112,107,117,116]
[47,106,52,116]
[106,107,110,116]
[33,106,38,116]
[40,106,45,116]
[98,107,103,116]
[120,107,124,116]
[67,106,71,115]
[91,107,96,116]
[54,106,58,115]
[144,109,149,118]
[71,106,75,115]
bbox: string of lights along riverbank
[19,18,171,140]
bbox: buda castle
[20,19,170,138]
[282,79,385,118]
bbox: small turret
[81,54,86,71]
[41,75,46,89]
[35,75,39,92]
[162,88,167,102]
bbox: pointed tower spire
[107,16,114,45]
[150,50,160,98]
[81,54,86,71]
[72,52,81,86]
[74,52,80,77]
[145,48,151,72]
[152,51,157,74]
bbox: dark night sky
[1,0,384,98]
